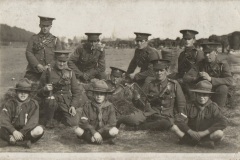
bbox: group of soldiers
[0,15,232,149]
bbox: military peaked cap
[200,42,221,53]
[150,59,170,70]
[134,32,151,41]
[38,16,55,25]
[85,33,102,41]
[180,29,198,39]
[110,67,126,78]
[54,50,71,61]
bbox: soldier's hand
[83,73,90,81]
[93,132,103,144]
[187,129,201,141]
[13,130,24,141]
[44,84,53,91]
[37,64,45,72]
[132,89,140,100]
[177,78,183,84]
[199,72,211,81]
[69,106,76,117]
[43,65,49,70]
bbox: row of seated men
[0,48,229,149]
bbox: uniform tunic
[68,43,106,81]
[25,32,62,81]
[80,101,117,136]
[38,65,81,126]
[178,47,204,79]
[176,100,227,133]
[0,98,39,135]
[117,78,186,130]
[138,78,186,120]
[126,45,160,86]
[105,80,138,117]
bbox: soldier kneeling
[0,78,44,148]
[175,80,228,149]
[77,80,119,145]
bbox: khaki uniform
[183,59,233,107]
[117,78,186,130]
[127,45,160,86]
[0,98,43,143]
[38,65,81,126]
[25,33,62,81]
[79,101,117,142]
[178,47,204,79]
[68,43,106,82]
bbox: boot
[15,140,31,149]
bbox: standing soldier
[126,32,160,86]
[183,42,233,108]
[25,16,62,82]
[68,33,106,83]
[38,50,83,139]
[117,59,186,136]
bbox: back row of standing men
[0,16,231,148]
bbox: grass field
[0,45,240,153]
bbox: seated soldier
[68,33,106,83]
[0,78,44,148]
[183,42,233,108]
[38,50,83,137]
[175,80,228,149]
[77,80,119,145]
[116,59,186,136]
[105,67,139,116]
[105,67,126,92]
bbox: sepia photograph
[0,0,240,159]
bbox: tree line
[0,24,34,42]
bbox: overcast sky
[1,0,240,40]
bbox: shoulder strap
[168,79,177,92]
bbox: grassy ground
[0,45,240,153]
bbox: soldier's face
[154,68,168,81]
[94,91,106,104]
[90,40,100,47]
[17,91,29,102]
[204,51,217,63]
[56,59,68,70]
[110,75,122,85]
[39,24,52,34]
[196,93,210,105]
[184,38,195,47]
[135,40,148,49]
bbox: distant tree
[0,24,34,42]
